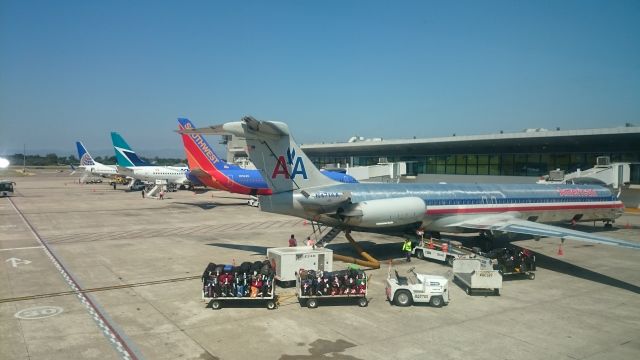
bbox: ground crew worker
[288,234,297,247]
[402,238,412,262]
[306,236,315,248]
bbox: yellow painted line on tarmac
[625,208,640,213]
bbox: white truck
[412,238,476,266]
[267,246,333,286]
[385,266,450,307]
[453,256,502,295]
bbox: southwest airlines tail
[178,118,224,172]
[181,116,339,193]
[76,141,95,166]
[110,132,150,167]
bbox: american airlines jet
[181,116,639,250]
[110,132,190,186]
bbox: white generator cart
[385,267,450,307]
[267,247,333,286]
[453,256,502,295]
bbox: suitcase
[240,261,252,274]
[214,265,224,274]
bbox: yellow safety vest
[402,241,412,251]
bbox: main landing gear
[478,231,495,252]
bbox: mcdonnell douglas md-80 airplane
[177,118,357,196]
[181,116,639,250]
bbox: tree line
[2,153,187,167]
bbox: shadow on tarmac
[206,242,269,256]
[171,202,247,210]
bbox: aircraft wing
[449,214,640,249]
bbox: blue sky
[1,0,639,157]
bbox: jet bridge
[538,157,636,190]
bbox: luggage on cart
[240,261,252,274]
[296,267,369,308]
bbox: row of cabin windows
[425,196,614,206]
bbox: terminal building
[225,125,640,184]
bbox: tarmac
[1,170,639,360]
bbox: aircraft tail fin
[219,116,339,193]
[110,132,150,167]
[177,118,221,172]
[76,141,96,166]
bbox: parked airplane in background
[110,132,192,186]
[75,141,119,177]
[181,116,639,250]
[177,118,357,196]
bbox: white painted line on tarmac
[0,246,44,252]
[7,197,140,360]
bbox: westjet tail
[110,132,151,168]
[110,132,189,185]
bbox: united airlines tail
[210,116,339,193]
[110,132,150,167]
[76,141,95,166]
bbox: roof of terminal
[299,126,640,156]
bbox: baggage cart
[295,271,369,309]
[202,262,277,310]
[453,256,502,295]
[203,285,277,310]
[203,287,278,310]
[487,247,536,280]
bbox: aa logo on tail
[272,148,308,180]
